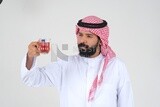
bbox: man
[21,16,134,107]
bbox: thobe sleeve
[21,54,66,90]
[117,62,134,107]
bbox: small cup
[39,39,50,53]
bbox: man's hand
[26,41,40,70]
[27,41,41,58]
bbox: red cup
[39,39,50,53]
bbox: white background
[0,0,160,107]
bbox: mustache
[78,43,89,48]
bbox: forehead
[78,31,96,35]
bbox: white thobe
[21,53,134,107]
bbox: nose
[79,36,87,44]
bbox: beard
[78,41,99,57]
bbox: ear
[98,38,102,45]
[76,28,79,35]
[97,36,101,45]
[99,41,102,45]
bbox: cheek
[90,39,98,45]
[76,36,81,44]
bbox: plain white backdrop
[0,0,160,107]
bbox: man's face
[77,31,100,57]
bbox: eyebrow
[78,32,83,35]
[86,33,93,36]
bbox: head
[76,15,109,58]
[77,31,101,58]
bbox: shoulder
[108,57,126,67]
[108,57,129,75]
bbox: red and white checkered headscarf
[76,16,116,101]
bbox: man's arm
[117,63,134,107]
[21,41,63,89]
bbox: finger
[29,42,40,49]
[30,47,40,53]
[29,43,40,52]
[35,51,40,56]
[33,43,40,49]
[28,51,40,57]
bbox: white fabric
[21,54,134,107]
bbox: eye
[78,33,83,37]
[87,34,93,38]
